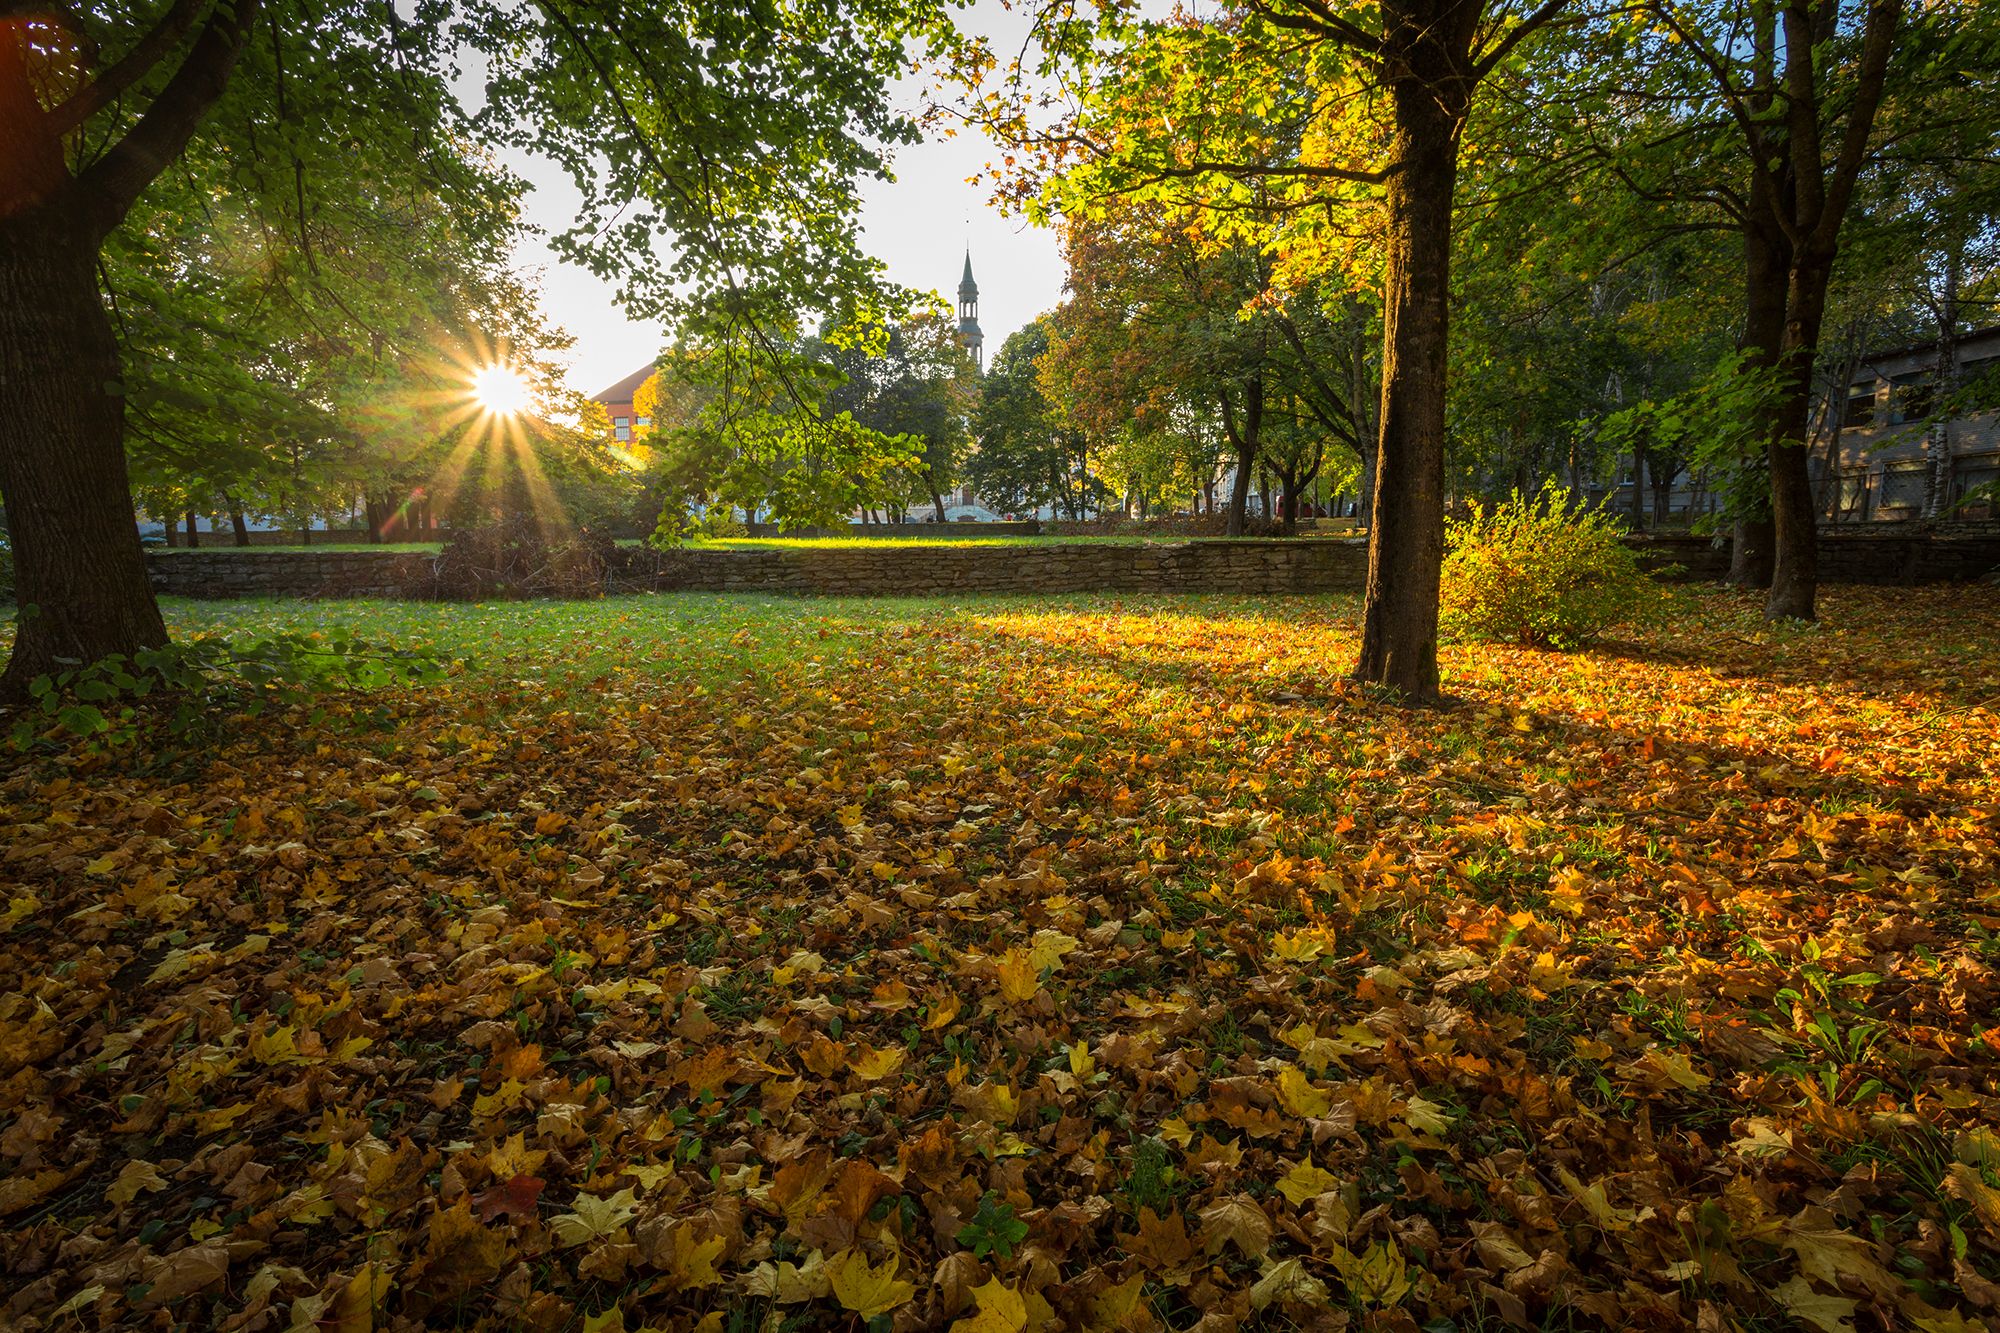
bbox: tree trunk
[1630,446,1646,530]
[0,224,168,696]
[1923,247,1960,521]
[1766,253,1833,620]
[229,505,250,547]
[930,485,948,523]
[1354,33,1465,706]
[1727,211,1789,588]
[185,510,201,549]
[1218,380,1263,538]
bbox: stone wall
[607,538,1369,595]
[744,521,1045,539]
[144,530,2000,601]
[158,529,451,549]
[148,550,437,599]
[1627,532,2000,584]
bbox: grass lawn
[3,586,1998,1330]
[682,534,1288,550]
[150,541,446,554]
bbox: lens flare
[472,363,530,416]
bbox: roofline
[1859,323,2000,367]
[590,362,658,403]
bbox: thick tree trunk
[229,505,250,547]
[1766,255,1832,621]
[1727,214,1789,589]
[0,224,168,697]
[930,485,947,523]
[1923,247,1960,522]
[1354,49,1464,706]
[184,510,201,549]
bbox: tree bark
[1766,254,1832,620]
[1727,210,1789,588]
[228,503,250,546]
[0,0,261,695]
[1923,246,1960,521]
[1354,9,1470,707]
[1218,377,1263,538]
[185,509,201,549]
[0,224,169,695]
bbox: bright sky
[499,0,1068,400]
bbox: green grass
[686,533,1352,549]
[160,592,1319,700]
[151,541,444,554]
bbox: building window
[636,416,652,428]
[613,416,630,428]
[1844,391,1876,428]
[1890,373,1933,425]
[614,426,631,442]
[1962,357,2000,412]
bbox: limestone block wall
[147,550,437,599]
[142,532,1998,601]
[604,539,1370,596]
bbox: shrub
[432,517,609,599]
[1440,492,1658,649]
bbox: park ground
[3,587,1999,1331]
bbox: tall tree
[991,0,1576,702]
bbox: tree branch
[47,0,206,136]
[1471,0,1573,83]
[72,0,260,231]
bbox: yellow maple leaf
[1274,1065,1333,1119]
[1270,927,1334,964]
[107,1159,168,1207]
[1275,1160,1342,1206]
[827,1248,914,1319]
[1027,929,1080,973]
[849,1045,906,1082]
[950,1277,1028,1333]
[925,991,964,1030]
[1068,1041,1096,1078]
[995,949,1040,1003]
[744,1251,830,1303]
[667,1232,727,1289]
[549,1189,639,1247]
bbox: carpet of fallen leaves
[4,586,2000,1333]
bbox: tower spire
[955,249,983,373]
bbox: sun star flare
[472,363,530,417]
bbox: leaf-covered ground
[4,588,1999,1333]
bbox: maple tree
[4,585,1999,1329]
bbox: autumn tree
[968,318,1105,520]
[986,0,1578,701]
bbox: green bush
[1440,491,1658,649]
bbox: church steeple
[955,250,984,373]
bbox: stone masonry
[145,532,1999,601]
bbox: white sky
[499,0,1068,399]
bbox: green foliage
[8,631,449,753]
[954,1191,1029,1260]
[1440,492,1660,649]
[1595,353,1784,531]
